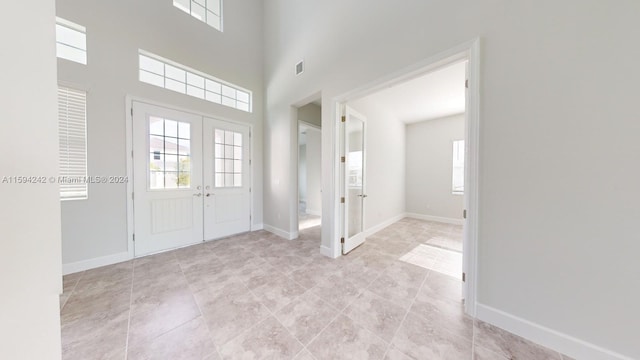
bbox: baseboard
[263,224,297,240]
[476,303,634,360]
[62,251,131,275]
[251,223,264,231]
[305,209,322,216]
[363,213,406,237]
[320,245,336,258]
[404,212,463,225]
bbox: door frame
[125,96,255,258]
[296,119,322,231]
[329,38,480,316]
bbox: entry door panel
[203,118,251,240]
[343,106,367,253]
[133,102,204,256]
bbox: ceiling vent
[295,60,304,76]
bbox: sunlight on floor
[400,244,462,280]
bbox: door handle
[358,194,368,198]
[193,193,202,197]
[206,193,213,197]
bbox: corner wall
[0,1,62,358]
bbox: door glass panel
[149,117,191,190]
[347,117,364,237]
[214,128,243,188]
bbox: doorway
[131,101,252,256]
[332,42,480,315]
[296,101,322,232]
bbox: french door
[132,102,251,256]
[342,106,367,253]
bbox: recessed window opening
[173,0,223,31]
[58,86,88,200]
[138,50,252,113]
[56,17,87,65]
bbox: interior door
[203,117,251,240]
[343,106,367,253]
[133,102,204,256]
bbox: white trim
[320,245,335,258]
[476,304,635,360]
[362,213,406,238]
[329,38,480,317]
[251,223,264,231]
[405,213,464,226]
[263,224,297,240]
[299,120,321,131]
[125,95,256,259]
[62,252,131,275]
[55,17,86,32]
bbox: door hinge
[341,116,346,123]
[133,234,135,242]
[463,209,467,219]
[462,272,466,282]
[249,159,252,165]
[131,108,133,116]
[131,150,134,158]
[132,192,134,200]
[465,79,469,89]
[340,237,345,244]
[340,156,345,163]
[249,187,252,193]
[340,197,345,203]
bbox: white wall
[56,0,264,267]
[348,98,406,231]
[305,127,322,216]
[406,114,464,221]
[263,1,640,358]
[0,1,62,358]
[298,142,307,203]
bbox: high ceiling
[356,60,466,123]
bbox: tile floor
[60,218,572,360]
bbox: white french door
[342,106,367,253]
[132,102,251,256]
[203,118,251,240]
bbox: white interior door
[133,102,204,256]
[343,106,367,253]
[203,117,251,240]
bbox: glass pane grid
[214,129,242,188]
[55,20,87,65]
[173,0,222,31]
[139,51,251,113]
[149,118,191,190]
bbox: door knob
[206,193,213,197]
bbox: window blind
[58,86,88,200]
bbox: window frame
[173,0,223,32]
[55,17,87,65]
[138,49,252,113]
[58,84,89,201]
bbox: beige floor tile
[275,291,338,345]
[127,316,217,360]
[307,314,387,360]
[366,261,427,308]
[474,321,562,360]
[392,314,471,360]
[344,290,408,342]
[194,282,271,345]
[219,316,302,360]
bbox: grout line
[123,262,135,360]
[60,270,86,311]
[175,251,225,360]
[381,269,432,359]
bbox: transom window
[214,129,242,188]
[173,0,223,31]
[149,117,191,190]
[452,139,465,194]
[138,50,252,113]
[56,17,87,65]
